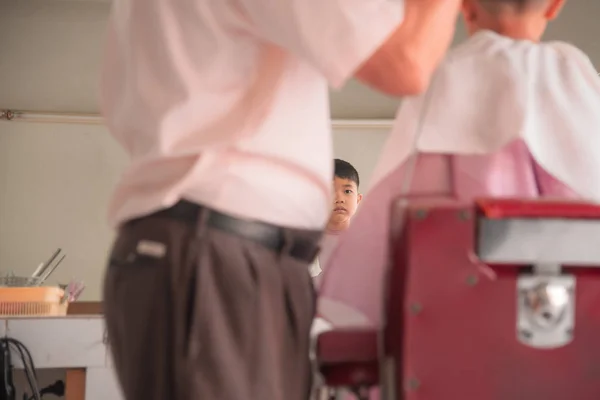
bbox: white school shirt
[100,0,404,229]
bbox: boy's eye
[344,190,353,194]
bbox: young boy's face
[330,176,362,225]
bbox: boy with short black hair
[326,159,363,233]
[310,159,362,279]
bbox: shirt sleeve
[237,0,404,89]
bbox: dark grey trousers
[104,206,321,400]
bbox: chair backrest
[382,198,600,400]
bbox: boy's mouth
[333,207,346,212]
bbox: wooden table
[64,302,112,400]
[2,302,122,400]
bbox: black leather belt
[142,200,320,263]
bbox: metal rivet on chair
[457,210,471,220]
[466,275,479,286]
[413,209,428,220]
[405,378,420,391]
[409,303,423,315]
[565,328,574,338]
[519,329,533,341]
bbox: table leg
[65,369,86,400]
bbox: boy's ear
[357,193,363,204]
[461,0,478,24]
[545,0,565,20]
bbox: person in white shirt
[100,0,463,399]
[320,0,600,328]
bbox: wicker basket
[0,276,43,288]
[0,287,68,317]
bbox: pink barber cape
[318,30,600,327]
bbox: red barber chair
[316,198,600,399]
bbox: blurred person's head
[461,0,565,42]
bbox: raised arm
[355,0,463,95]
[238,0,460,96]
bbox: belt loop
[195,208,210,239]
